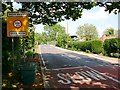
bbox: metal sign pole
[23,37,25,62]
[12,37,14,70]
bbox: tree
[34,33,42,44]
[44,24,65,41]
[41,32,48,44]
[76,23,98,41]
[103,28,115,36]
[43,24,70,47]
[24,26,35,50]
[2,2,120,25]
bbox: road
[40,45,120,89]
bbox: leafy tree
[103,28,115,36]
[44,24,65,41]
[2,2,120,25]
[41,32,48,44]
[24,26,35,50]
[76,23,98,41]
[34,33,42,44]
[43,24,71,47]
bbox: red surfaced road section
[45,66,120,90]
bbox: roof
[99,36,117,42]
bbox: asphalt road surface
[40,45,120,89]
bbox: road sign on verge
[7,12,28,37]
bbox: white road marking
[85,66,120,84]
[57,73,71,84]
[64,53,81,59]
[46,66,83,70]
[41,45,120,84]
[61,54,73,61]
[57,69,107,85]
[39,45,46,67]
[47,65,120,84]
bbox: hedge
[69,40,103,54]
[91,40,103,54]
[68,38,120,57]
[103,38,120,57]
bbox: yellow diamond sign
[7,12,28,37]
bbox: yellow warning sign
[7,12,28,37]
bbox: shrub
[71,40,103,54]
[91,40,103,54]
[78,41,91,51]
[25,51,34,58]
[113,53,120,58]
[103,38,120,56]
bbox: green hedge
[103,38,120,57]
[69,40,103,54]
[91,40,103,54]
[68,38,120,58]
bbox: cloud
[82,7,109,20]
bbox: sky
[13,2,118,37]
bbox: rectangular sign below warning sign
[10,32,26,37]
[8,13,27,17]
[7,12,28,37]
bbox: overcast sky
[13,2,118,37]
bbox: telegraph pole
[66,22,68,49]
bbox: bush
[91,40,103,54]
[76,41,91,52]
[113,53,120,58]
[103,38,120,56]
[25,51,34,58]
[70,40,103,54]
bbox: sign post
[11,37,14,70]
[7,12,28,69]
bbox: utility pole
[66,22,68,49]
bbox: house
[99,35,117,42]
[70,35,79,41]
